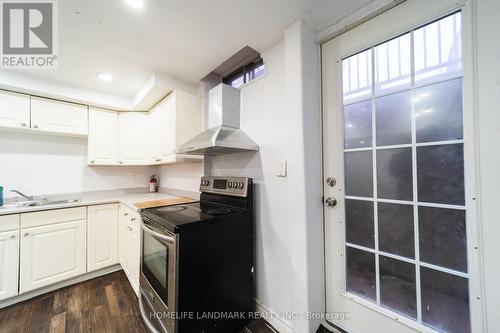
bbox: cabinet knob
[24,232,29,237]
[128,227,132,231]
[91,160,95,164]
[124,213,129,216]
[131,217,136,221]
[33,124,39,129]
[119,161,123,164]
[10,235,16,239]
[21,122,26,127]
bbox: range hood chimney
[175,84,259,156]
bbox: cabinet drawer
[21,207,86,229]
[0,214,20,232]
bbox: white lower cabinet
[19,208,87,293]
[118,205,141,294]
[0,214,20,301]
[87,204,119,272]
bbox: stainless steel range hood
[175,84,259,156]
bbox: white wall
[210,40,295,331]
[158,162,203,193]
[475,0,500,331]
[0,131,155,198]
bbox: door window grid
[341,11,468,332]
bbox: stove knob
[238,182,244,189]
[229,182,234,188]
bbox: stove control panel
[200,176,251,197]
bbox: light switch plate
[277,159,287,177]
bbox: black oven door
[139,217,177,333]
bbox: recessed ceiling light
[97,73,113,82]
[125,0,144,9]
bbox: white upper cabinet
[87,204,119,272]
[157,91,203,164]
[0,90,30,130]
[31,97,88,136]
[118,112,149,165]
[88,108,119,165]
[148,102,165,164]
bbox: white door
[128,223,140,294]
[87,204,119,272]
[30,97,88,136]
[0,91,30,129]
[88,108,119,165]
[0,230,19,300]
[20,220,86,292]
[118,112,148,165]
[322,1,482,333]
[118,206,130,273]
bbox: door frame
[320,0,485,332]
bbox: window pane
[377,148,413,201]
[417,144,464,205]
[343,49,372,104]
[414,12,462,84]
[419,206,467,272]
[378,203,414,258]
[346,247,376,301]
[344,100,373,149]
[375,33,411,95]
[230,75,244,88]
[415,78,463,143]
[380,256,417,318]
[345,151,373,197]
[376,91,412,146]
[346,199,374,248]
[421,267,470,333]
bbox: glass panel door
[142,230,169,306]
[341,12,469,333]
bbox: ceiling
[0,0,374,105]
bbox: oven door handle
[138,288,162,333]
[141,221,176,244]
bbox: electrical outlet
[131,172,138,182]
[277,159,287,177]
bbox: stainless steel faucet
[10,190,34,201]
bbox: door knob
[326,177,336,187]
[325,197,337,207]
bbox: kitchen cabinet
[118,112,149,165]
[19,208,86,293]
[0,215,20,301]
[88,108,119,165]
[119,204,141,294]
[31,97,88,136]
[87,204,119,272]
[149,91,203,165]
[0,90,30,130]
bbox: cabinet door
[148,104,163,164]
[161,96,176,158]
[0,91,30,129]
[0,230,19,301]
[128,224,140,294]
[118,112,148,165]
[88,108,118,165]
[87,204,119,272]
[31,97,88,136]
[20,220,86,293]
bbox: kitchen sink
[0,199,81,210]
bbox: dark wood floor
[0,270,278,333]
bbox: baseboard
[0,264,122,309]
[255,300,293,333]
[318,321,347,333]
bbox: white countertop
[0,188,199,216]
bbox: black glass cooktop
[141,201,240,233]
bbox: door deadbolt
[326,177,336,187]
[325,197,337,207]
